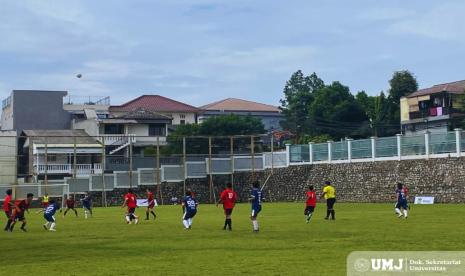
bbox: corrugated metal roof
[22,130,99,144]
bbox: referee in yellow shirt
[321,181,336,220]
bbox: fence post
[455,128,461,157]
[308,142,313,164]
[285,144,290,166]
[424,131,430,158]
[327,141,332,163]
[347,139,353,163]
[371,137,376,162]
[396,134,402,161]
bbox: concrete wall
[73,119,99,137]
[0,132,16,184]
[10,90,70,134]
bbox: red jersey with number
[3,195,12,212]
[306,191,316,207]
[147,192,154,206]
[220,188,237,209]
[124,193,137,208]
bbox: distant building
[1,90,70,134]
[401,80,465,135]
[110,95,200,125]
[199,98,283,132]
[18,130,103,181]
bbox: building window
[149,124,166,136]
[180,120,185,125]
[180,114,186,119]
[46,155,57,162]
[104,124,124,134]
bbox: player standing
[3,189,14,231]
[9,193,34,232]
[182,190,198,230]
[145,188,156,220]
[43,199,60,231]
[321,181,336,220]
[395,182,408,218]
[122,188,139,224]
[249,181,264,232]
[216,182,237,230]
[80,192,93,219]
[304,185,316,223]
[63,195,78,217]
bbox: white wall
[163,112,196,125]
[73,119,99,137]
[0,132,16,184]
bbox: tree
[279,71,324,140]
[388,70,418,104]
[163,114,265,155]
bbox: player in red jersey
[145,188,156,220]
[63,195,78,217]
[9,193,34,232]
[122,188,138,224]
[3,189,14,231]
[305,185,316,223]
[216,182,237,230]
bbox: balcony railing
[34,163,102,175]
[409,107,459,120]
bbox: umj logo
[353,258,405,272]
[370,258,404,271]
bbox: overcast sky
[1,0,464,107]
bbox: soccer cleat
[397,214,403,218]
[134,219,139,224]
[20,228,27,232]
[49,229,56,232]
[43,224,48,230]
[324,217,329,220]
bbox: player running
[321,181,336,220]
[43,199,60,231]
[122,188,139,224]
[80,192,93,219]
[395,182,408,219]
[305,185,316,223]
[182,190,198,230]
[9,193,34,232]
[3,189,14,231]
[216,182,237,231]
[145,188,156,220]
[63,195,78,217]
[249,181,264,232]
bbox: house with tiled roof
[110,95,200,125]
[400,80,465,135]
[199,98,283,132]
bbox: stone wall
[88,157,465,206]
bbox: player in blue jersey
[80,192,93,219]
[181,190,198,230]
[395,182,408,219]
[249,181,264,232]
[43,199,60,231]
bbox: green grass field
[2,203,464,276]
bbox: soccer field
[2,203,464,276]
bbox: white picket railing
[34,163,102,175]
[98,134,136,146]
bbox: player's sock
[188,218,193,227]
[182,219,189,229]
[223,219,228,229]
[403,209,408,218]
[331,210,335,220]
[84,210,88,219]
[4,220,12,231]
[228,219,232,230]
[306,213,313,222]
[151,211,156,219]
[20,222,26,230]
[125,215,131,223]
[395,208,402,216]
[146,212,149,220]
[74,210,78,217]
[134,216,139,224]
[43,222,50,230]
[9,222,16,231]
[50,222,56,230]
[252,220,259,231]
[326,210,330,219]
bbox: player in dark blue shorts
[395,182,408,219]
[80,192,92,219]
[249,181,264,232]
[43,199,60,231]
[182,190,198,230]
